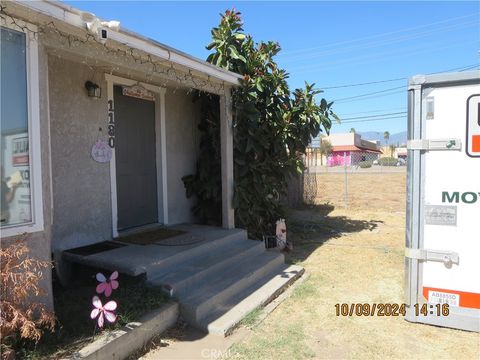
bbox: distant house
[395,147,407,160]
[379,146,407,159]
[325,133,382,166]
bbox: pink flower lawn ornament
[96,271,119,297]
[90,296,117,328]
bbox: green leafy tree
[384,131,390,145]
[319,139,333,166]
[184,9,337,238]
[350,128,356,133]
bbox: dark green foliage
[183,9,338,238]
[378,157,398,166]
[358,160,373,168]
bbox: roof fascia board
[409,71,479,87]
[15,0,241,86]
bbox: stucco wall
[48,56,112,251]
[48,58,200,241]
[326,133,357,146]
[165,90,200,224]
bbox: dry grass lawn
[230,172,480,360]
[306,171,406,210]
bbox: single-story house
[379,145,407,159]
[395,147,407,160]
[0,1,301,333]
[325,133,382,166]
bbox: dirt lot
[230,172,480,359]
[305,170,406,210]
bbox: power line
[440,64,480,72]
[317,63,479,90]
[341,115,407,124]
[290,39,477,73]
[280,13,477,57]
[333,86,405,102]
[335,90,406,103]
[282,19,477,62]
[340,111,407,121]
[330,66,478,123]
[336,107,407,116]
[322,64,478,104]
[319,77,406,89]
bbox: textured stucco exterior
[48,57,201,245]
[48,56,112,251]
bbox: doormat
[117,228,204,246]
[64,241,127,256]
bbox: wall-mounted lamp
[85,81,101,98]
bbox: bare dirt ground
[230,172,480,360]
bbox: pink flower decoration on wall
[96,271,119,297]
[90,296,117,328]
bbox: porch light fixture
[85,81,101,98]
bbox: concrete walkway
[140,326,248,360]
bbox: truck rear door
[405,71,480,332]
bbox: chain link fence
[302,147,407,210]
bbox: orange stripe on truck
[423,287,480,309]
[472,135,480,153]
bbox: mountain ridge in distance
[358,131,407,146]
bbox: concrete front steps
[147,229,304,336]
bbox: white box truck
[405,71,480,332]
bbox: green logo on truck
[442,191,479,204]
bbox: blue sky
[67,1,479,135]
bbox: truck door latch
[405,248,459,266]
[407,139,462,151]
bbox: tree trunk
[285,172,304,207]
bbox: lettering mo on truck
[442,191,480,204]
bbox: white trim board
[104,74,168,238]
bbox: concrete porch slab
[62,225,247,276]
[62,224,305,338]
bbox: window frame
[1,18,44,237]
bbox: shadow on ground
[123,204,384,358]
[286,203,384,264]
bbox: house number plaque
[108,100,115,148]
[91,139,112,163]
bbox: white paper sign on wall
[91,139,112,163]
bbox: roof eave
[15,0,242,86]
[332,145,382,154]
